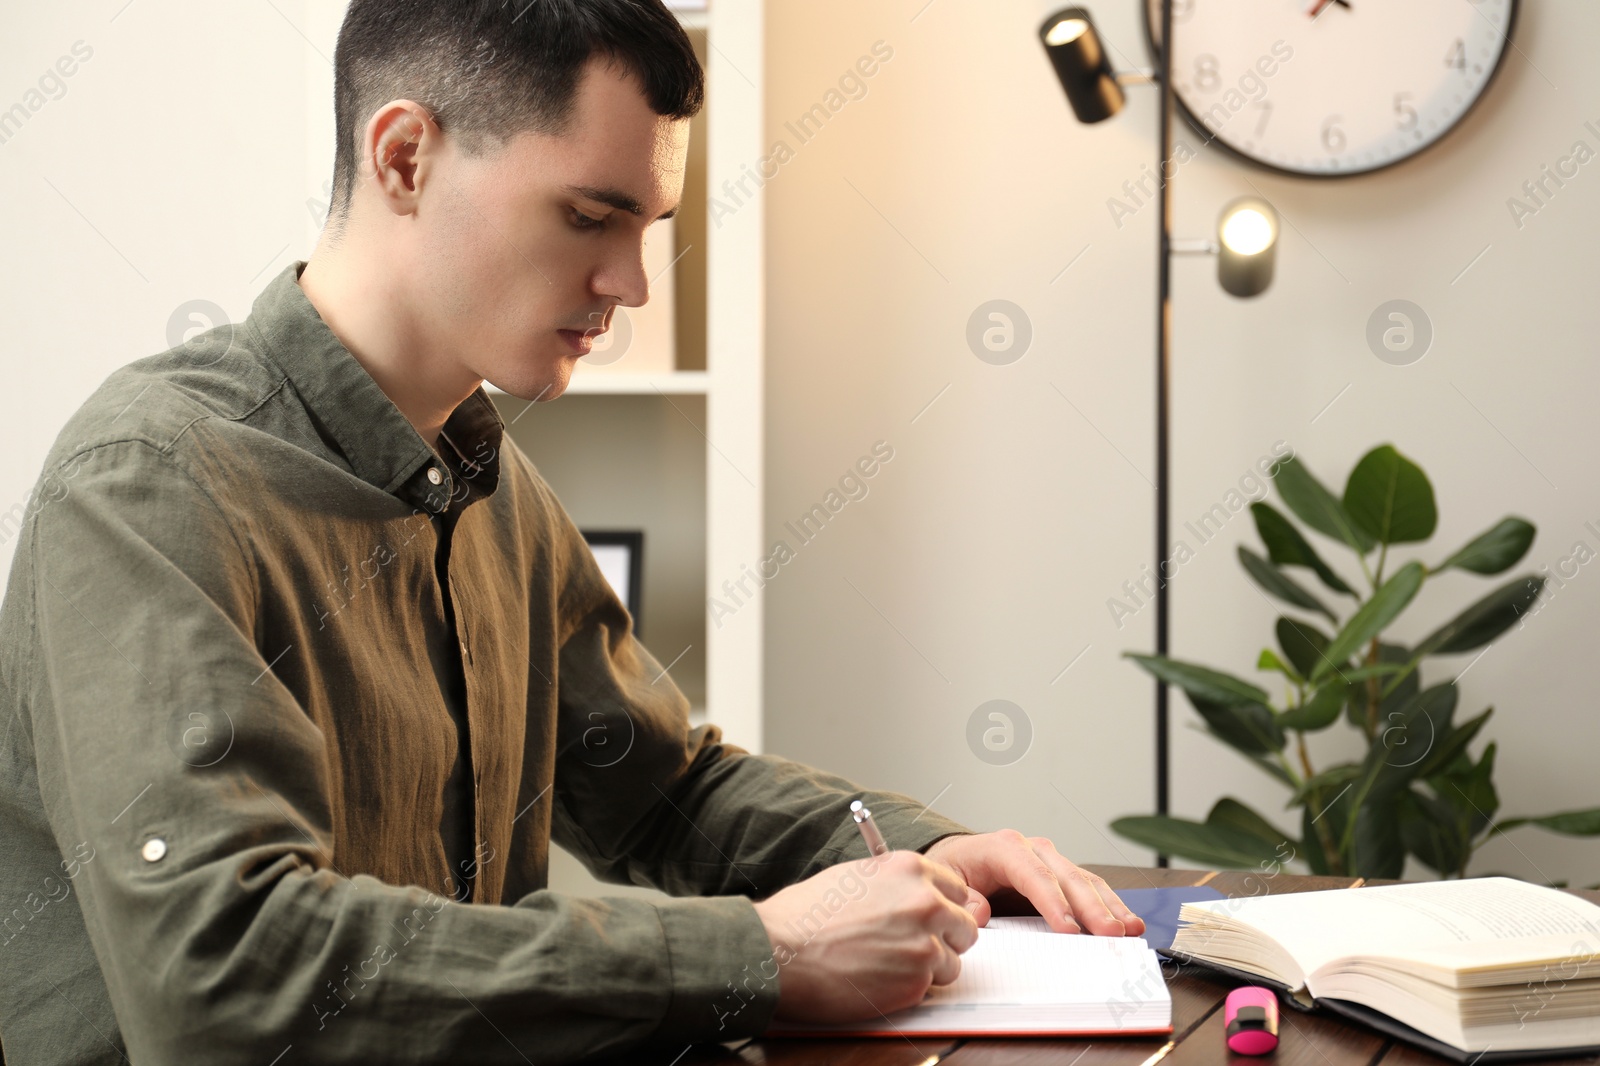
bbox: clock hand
[1305,0,1351,16]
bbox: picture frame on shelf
[581,530,645,637]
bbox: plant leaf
[1189,695,1286,756]
[1251,502,1357,595]
[1360,682,1459,800]
[1398,788,1470,877]
[1344,642,1418,731]
[1435,517,1536,576]
[1124,653,1270,705]
[1277,684,1346,732]
[1436,742,1500,837]
[1353,796,1407,879]
[1495,808,1600,837]
[1343,445,1438,546]
[1275,617,1342,683]
[1257,648,1303,685]
[1239,547,1335,622]
[1415,575,1546,657]
[1300,789,1354,875]
[1271,455,1376,554]
[1111,815,1284,869]
[1206,797,1294,851]
[1414,706,1493,782]
[1288,763,1362,808]
[1313,562,1426,682]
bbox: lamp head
[1216,197,1279,298]
[1039,7,1124,124]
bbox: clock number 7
[1254,100,1272,136]
[1394,92,1418,130]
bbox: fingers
[1030,841,1145,937]
[928,933,964,986]
[897,852,980,953]
[963,885,992,926]
[989,830,1078,933]
[915,851,972,909]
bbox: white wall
[6,0,1597,891]
[1,0,326,559]
[761,0,1600,888]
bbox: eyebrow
[566,184,679,221]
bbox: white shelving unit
[487,2,766,754]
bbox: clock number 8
[1194,54,1220,92]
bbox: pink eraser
[1225,986,1279,1055]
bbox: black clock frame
[1140,0,1520,180]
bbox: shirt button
[427,467,444,485]
[141,837,168,863]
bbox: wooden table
[606,864,1600,1066]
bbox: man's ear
[359,100,441,217]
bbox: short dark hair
[328,0,703,223]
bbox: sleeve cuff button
[140,837,168,863]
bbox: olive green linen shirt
[0,262,971,1064]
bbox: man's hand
[753,851,980,1022]
[923,830,1147,937]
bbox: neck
[297,231,481,449]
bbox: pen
[851,799,890,857]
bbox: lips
[557,328,597,355]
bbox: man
[0,1,1144,1062]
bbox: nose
[595,236,651,309]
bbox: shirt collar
[244,261,505,515]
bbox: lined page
[921,917,1166,1006]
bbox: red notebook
[765,917,1173,1039]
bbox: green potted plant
[1114,444,1600,880]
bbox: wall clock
[1143,0,1519,178]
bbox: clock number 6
[1321,115,1345,154]
[1394,92,1418,131]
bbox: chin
[484,363,571,404]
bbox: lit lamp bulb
[1216,197,1279,297]
[1038,7,1124,124]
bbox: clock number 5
[1394,92,1418,131]
[1321,115,1345,154]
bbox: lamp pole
[1039,1,1279,870]
[1154,0,1175,865]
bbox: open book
[766,917,1172,1038]
[1168,877,1600,1060]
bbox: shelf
[491,370,709,397]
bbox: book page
[920,917,1167,1006]
[1186,877,1600,983]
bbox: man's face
[409,58,688,401]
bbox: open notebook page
[921,916,1167,1006]
[769,916,1171,1035]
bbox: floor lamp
[1037,3,1280,865]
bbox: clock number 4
[1445,38,1466,70]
